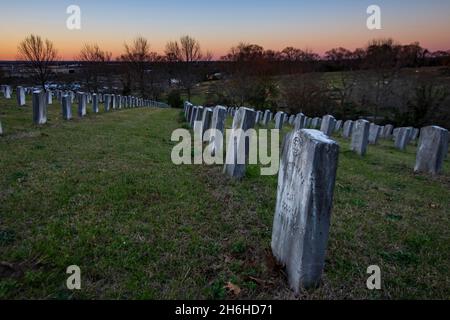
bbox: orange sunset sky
[1,0,450,60]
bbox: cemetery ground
[0,96,449,300]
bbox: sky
[0,0,449,60]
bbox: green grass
[0,96,449,299]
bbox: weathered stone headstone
[275,112,286,130]
[395,127,412,151]
[111,94,116,109]
[0,119,3,135]
[104,94,111,112]
[46,91,53,105]
[342,120,353,139]
[4,85,12,99]
[209,106,227,156]
[320,115,336,136]
[61,95,72,120]
[189,106,198,127]
[368,123,381,145]
[32,91,47,125]
[311,117,320,129]
[294,113,305,131]
[223,107,256,179]
[92,94,99,113]
[351,119,370,156]
[201,107,213,137]
[272,129,339,292]
[414,126,449,175]
[78,93,87,117]
[193,107,205,132]
[16,86,26,106]
[382,124,394,139]
[410,128,419,143]
[334,120,343,132]
[261,110,272,126]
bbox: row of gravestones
[184,101,449,294]
[0,85,170,133]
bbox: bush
[167,90,183,109]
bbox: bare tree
[17,34,58,91]
[77,43,112,92]
[120,36,160,98]
[165,35,207,101]
[325,47,358,118]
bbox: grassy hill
[0,96,449,299]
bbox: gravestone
[209,106,227,156]
[320,115,336,136]
[61,95,72,120]
[111,94,116,109]
[223,107,257,179]
[414,126,449,175]
[193,106,205,132]
[294,113,306,131]
[272,129,339,292]
[342,120,353,139]
[410,128,419,143]
[104,94,111,112]
[16,86,26,106]
[311,117,320,129]
[92,94,99,113]
[275,112,286,130]
[0,119,2,135]
[395,127,412,151]
[351,119,370,156]
[368,123,381,144]
[46,91,53,105]
[4,85,12,99]
[189,106,198,127]
[32,91,47,124]
[393,128,400,141]
[334,120,343,132]
[382,124,393,139]
[201,107,214,137]
[261,110,272,126]
[78,93,87,117]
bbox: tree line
[9,34,450,128]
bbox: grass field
[0,96,449,299]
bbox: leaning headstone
[351,119,370,156]
[368,123,381,145]
[61,95,72,120]
[16,86,26,106]
[32,91,47,125]
[92,94,99,113]
[272,129,339,292]
[209,106,227,156]
[414,126,449,175]
[395,127,412,151]
[320,115,336,136]
[223,107,256,179]
[78,93,87,117]
[342,120,353,139]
